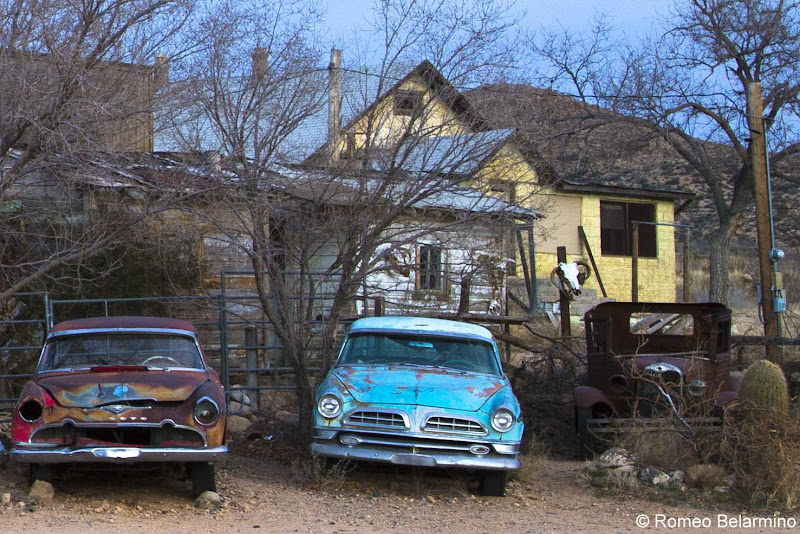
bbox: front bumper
[11,445,228,464]
[311,429,520,471]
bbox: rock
[28,480,55,502]
[638,466,668,486]
[685,464,726,489]
[276,410,300,425]
[668,471,685,490]
[611,465,635,475]
[229,390,251,406]
[668,470,685,483]
[715,474,736,493]
[228,401,251,415]
[194,491,222,509]
[1,492,10,504]
[652,472,670,487]
[596,447,635,469]
[226,415,253,434]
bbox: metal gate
[0,270,351,420]
[0,292,50,423]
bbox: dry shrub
[291,454,355,489]
[720,406,800,507]
[511,438,548,488]
[620,426,699,472]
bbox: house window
[394,90,423,116]
[418,244,444,290]
[600,201,656,257]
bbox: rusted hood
[333,365,505,411]
[35,369,209,408]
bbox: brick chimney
[154,54,170,91]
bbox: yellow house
[305,59,694,307]
[533,182,694,303]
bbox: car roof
[49,316,197,334]
[347,316,495,343]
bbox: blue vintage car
[311,316,523,496]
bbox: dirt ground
[0,428,796,534]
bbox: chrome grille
[424,416,486,435]
[345,411,407,428]
[637,362,684,417]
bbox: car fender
[573,385,616,412]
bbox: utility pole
[557,246,571,338]
[746,82,782,364]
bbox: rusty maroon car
[11,316,227,496]
[574,302,738,455]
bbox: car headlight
[688,378,707,397]
[18,399,44,423]
[317,394,342,418]
[194,397,220,425]
[491,408,515,433]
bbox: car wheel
[190,462,217,497]
[576,406,603,458]
[30,464,52,484]
[478,470,508,497]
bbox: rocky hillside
[466,83,799,252]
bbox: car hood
[332,365,506,411]
[35,369,209,408]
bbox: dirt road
[1,443,794,534]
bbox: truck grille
[423,416,486,435]
[345,411,408,429]
[637,362,684,417]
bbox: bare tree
[166,0,527,443]
[0,0,194,304]
[527,0,800,303]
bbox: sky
[323,0,675,41]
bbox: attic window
[600,201,656,257]
[394,90,423,116]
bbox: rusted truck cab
[574,302,738,454]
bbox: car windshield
[338,333,501,375]
[38,333,204,371]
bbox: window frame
[599,200,657,258]
[417,243,445,291]
[394,90,423,117]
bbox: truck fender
[573,385,616,413]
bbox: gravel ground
[1,430,796,534]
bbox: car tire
[30,464,52,484]
[190,462,216,497]
[478,470,508,497]
[576,406,603,459]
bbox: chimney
[251,46,269,80]
[154,54,170,91]
[327,48,342,165]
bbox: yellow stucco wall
[335,68,679,304]
[338,78,471,155]
[532,195,677,302]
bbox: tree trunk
[294,366,315,446]
[708,227,731,304]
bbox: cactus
[737,359,789,415]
